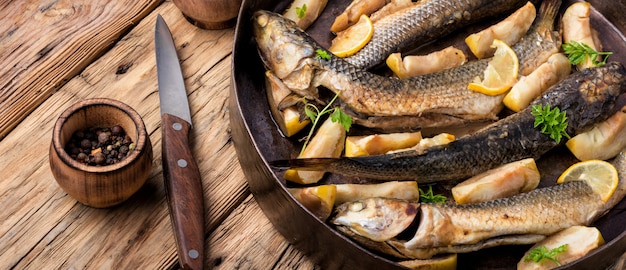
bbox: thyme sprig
[524,244,568,266]
[301,93,352,155]
[562,41,613,67]
[531,104,570,143]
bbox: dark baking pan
[230,0,626,268]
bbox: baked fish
[253,0,561,130]
[343,0,530,69]
[331,148,626,259]
[271,62,626,183]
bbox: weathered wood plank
[0,0,162,140]
[0,0,323,269]
[0,2,257,269]
[208,195,319,270]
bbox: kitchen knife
[155,14,205,270]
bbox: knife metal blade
[155,14,205,270]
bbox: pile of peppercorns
[65,125,136,166]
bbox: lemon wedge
[329,14,374,58]
[557,160,619,202]
[468,39,519,96]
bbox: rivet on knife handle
[162,113,205,270]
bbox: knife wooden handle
[161,113,205,270]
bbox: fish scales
[512,0,562,75]
[344,0,531,69]
[274,62,626,183]
[253,10,494,118]
[331,149,626,259]
[253,0,561,130]
[406,181,603,249]
[320,55,493,116]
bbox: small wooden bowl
[172,0,242,29]
[49,98,153,208]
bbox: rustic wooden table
[0,0,319,268]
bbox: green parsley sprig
[562,41,613,67]
[295,4,307,19]
[531,104,570,143]
[524,244,568,266]
[419,186,446,204]
[301,93,352,155]
[315,49,331,60]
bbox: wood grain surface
[0,0,318,269]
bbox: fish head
[331,197,419,242]
[252,11,318,93]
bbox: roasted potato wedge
[465,1,536,59]
[284,117,346,184]
[334,181,419,205]
[452,158,540,204]
[283,0,328,30]
[289,185,337,220]
[518,226,604,270]
[345,131,422,157]
[562,2,601,70]
[503,53,571,112]
[265,71,310,137]
[386,46,466,78]
[566,106,626,161]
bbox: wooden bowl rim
[51,98,149,173]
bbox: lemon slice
[468,39,519,96]
[557,160,619,202]
[329,14,374,58]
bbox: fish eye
[254,12,269,28]
[349,201,366,212]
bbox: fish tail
[270,158,338,171]
[536,0,562,30]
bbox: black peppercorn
[80,139,91,149]
[111,125,122,136]
[65,125,134,166]
[94,152,106,165]
[98,132,110,144]
[77,152,88,162]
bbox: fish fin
[269,158,337,171]
[277,93,305,110]
[535,0,561,30]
